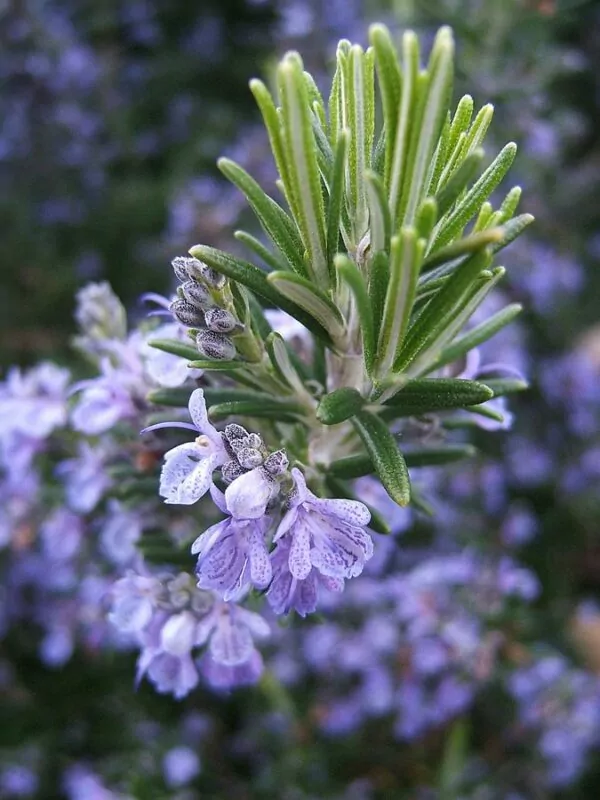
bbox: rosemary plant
[150,23,530,522]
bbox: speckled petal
[288,519,312,580]
[196,531,245,598]
[311,496,371,527]
[209,612,254,666]
[247,527,272,589]
[295,572,318,617]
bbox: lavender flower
[145,388,227,505]
[192,487,272,600]
[270,469,372,612]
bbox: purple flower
[56,442,112,513]
[70,360,138,435]
[192,489,272,600]
[144,388,227,505]
[142,321,203,387]
[273,468,373,584]
[195,599,269,677]
[267,534,344,617]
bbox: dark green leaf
[352,410,411,506]
[316,387,365,425]
[383,378,493,416]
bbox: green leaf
[393,247,491,372]
[491,213,534,253]
[368,250,390,343]
[346,44,375,241]
[208,399,305,422]
[204,388,290,406]
[189,245,332,345]
[316,387,365,425]
[352,410,411,506]
[482,377,528,396]
[462,102,494,156]
[249,78,297,215]
[447,95,474,158]
[146,387,193,407]
[432,302,522,370]
[431,142,517,251]
[267,271,345,340]
[218,158,306,275]
[329,443,475,479]
[434,148,484,218]
[402,27,454,225]
[411,266,505,374]
[365,170,391,253]
[278,53,328,287]
[265,332,309,396]
[421,227,504,272]
[369,23,402,189]
[187,359,247,371]
[496,185,522,222]
[148,338,199,361]
[335,254,376,374]
[375,228,422,377]
[389,31,419,228]
[234,230,289,272]
[326,130,349,269]
[382,377,493,416]
[415,197,438,240]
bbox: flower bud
[181,280,213,311]
[171,256,203,282]
[264,449,289,476]
[204,307,240,333]
[195,330,236,360]
[236,447,264,470]
[190,260,226,289]
[224,423,248,444]
[221,459,246,484]
[170,298,205,327]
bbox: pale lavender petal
[200,650,263,689]
[234,607,270,640]
[191,519,228,556]
[273,506,299,542]
[225,467,273,520]
[319,575,345,593]
[310,526,366,579]
[209,613,254,666]
[266,565,294,616]
[209,483,228,514]
[247,527,272,589]
[188,388,209,430]
[160,444,214,505]
[295,572,318,617]
[160,611,197,657]
[289,520,312,580]
[312,496,371,527]
[194,613,217,647]
[196,532,246,598]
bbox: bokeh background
[1,0,600,797]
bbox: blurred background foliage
[1,0,600,797]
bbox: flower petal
[225,467,273,520]
[247,527,272,589]
[209,611,254,666]
[288,519,312,580]
[311,496,371,527]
